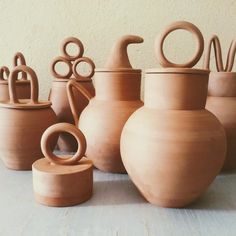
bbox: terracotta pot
[49,37,95,152]
[67,35,144,173]
[0,65,57,170]
[33,123,93,207]
[0,52,31,101]
[205,35,236,171]
[120,21,226,207]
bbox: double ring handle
[155,21,204,68]
[0,66,10,80]
[41,123,86,165]
[13,52,28,80]
[9,65,39,104]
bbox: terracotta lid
[51,37,95,80]
[0,65,52,109]
[96,35,143,73]
[52,77,92,83]
[153,21,205,72]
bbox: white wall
[0,0,235,98]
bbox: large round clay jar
[206,72,236,171]
[0,65,57,170]
[121,68,226,207]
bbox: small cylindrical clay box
[33,123,93,207]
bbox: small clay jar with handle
[49,37,95,152]
[67,35,144,173]
[204,36,236,171]
[120,21,226,208]
[0,52,31,101]
[33,123,93,207]
[0,65,57,170]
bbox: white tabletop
[0,160,235,236]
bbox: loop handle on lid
[9,65,39,104]
[60,37,84,61]
[155,21,204,68]
[72,57,95,79]
[51,56,73,79]
[0,66,10,80]
[41,123,86,165]
[13,52,27,80]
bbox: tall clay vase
[49,37,95,152]
[0,65,57,170]
[120,21,226,207]
[67,35,144,173]
[205,36,236,171]
[0,52,31,101]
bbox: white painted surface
[0,161,236,236]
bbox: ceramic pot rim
[95,68,141,73]
[210,71,236,76]
[0,100,52,109]
[52,78,92,82]
[146,68,209,75]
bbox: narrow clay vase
[0,65,57,170]
[204,36,236,171]
[120,21,226,208]
[0,52,31,101]
[67,35,144,173]
[33,123,93,207]
[49,37,95,152]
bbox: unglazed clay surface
[0,65,57,170]
[67,35,143,173]
[49,37,95,152]
[33,123,93,207]
[121,22,226,207]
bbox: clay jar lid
[0,65,52,109]
[32,123,93,207]
[51,37,95,81]
[151,21,209,75]
[95,35,143,74]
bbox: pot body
[206,72,236,171]
[78,70,143,173]
[49,79,95,152]
[0,81,30,101]
[0,107,57,170]
[120,70,226,207]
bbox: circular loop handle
[41,123,86,165]
[155,21,204,68]
[13,52,27,80]
[9,65,39,104]
[51,56,73,79]
[0,66,10,80]
[72,57,95,79]
[61,37,84,61]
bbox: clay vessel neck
[93,71,141,101]
[144,68,209,110]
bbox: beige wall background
[0,0,235,99]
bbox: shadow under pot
[0,65,57,170]
[206,72,236,171]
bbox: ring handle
[51,56,73,79]
[41,123,86,165]
[13,52,27,80]
[61,37,84,61]
[9,65,39,104]
[72,57,95,79]
[155,21,204,68]
[0,66,10,80]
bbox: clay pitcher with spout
[205,36,236,171]
[49,37,95,152]
[67,35,144,173]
